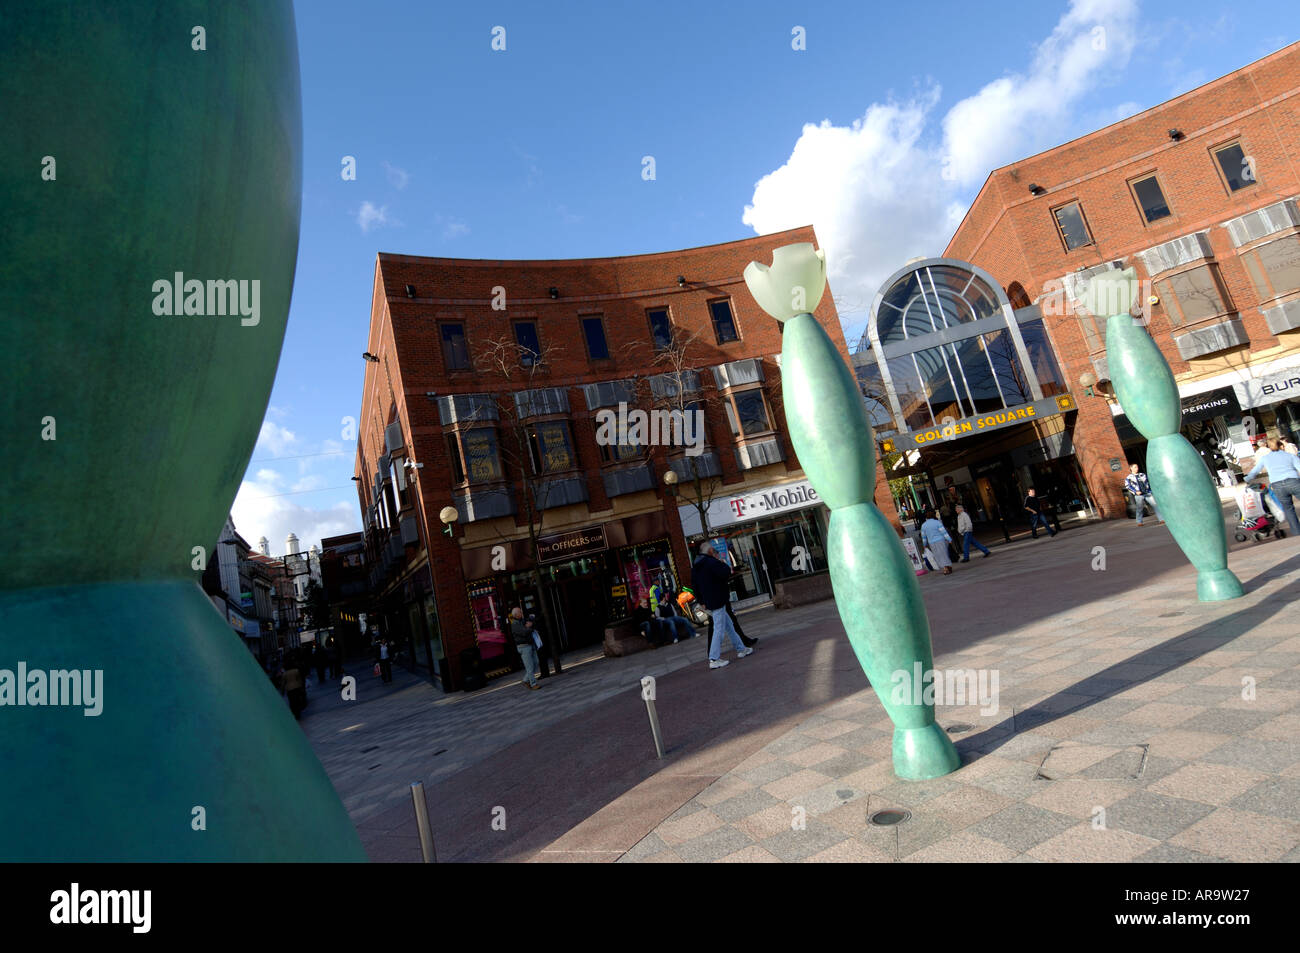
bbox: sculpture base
[892,723,962,780]
[1197,569,1245,602]
[0,580,367,861]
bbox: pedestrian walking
[1122,463,1162,526]
[283,652,307,719]
[920,510,955,574]
[1246,437,1300,533]
[1023,488,1057,538]
[690,542,752,669]
[510,607,540,689]
[377,638,393,683]
[956,504,991,562]
[312,643,327,685]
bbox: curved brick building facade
[354,226,891,689]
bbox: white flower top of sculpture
[743,242,827,322]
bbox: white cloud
[742,0,1140,339]
[253,421,297,457]
[442,220,469,240]
[941,0,1138,187]
[231,479,358,558]
[358,201,399,233]
[381,160,410,190]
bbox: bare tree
[621,325,728,544]
[471,333,569,675]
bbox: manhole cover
[946,723,974,734]
[869,809,911,826]
[1037,743,1148,780]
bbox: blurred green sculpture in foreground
[0,1,366,859]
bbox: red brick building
[939,40,1300,519]
[354,226,889,689]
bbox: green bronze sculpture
[744,244,961,779]
[0,2,367,859]
[1088,268,1244,602]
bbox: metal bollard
[641,676,665,759]
[410,781,437,863]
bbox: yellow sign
[611,584,627,597]
[890,395,1074,448]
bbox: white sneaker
[736,648,754,659]
[709,659,729,669]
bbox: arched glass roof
[865,264,1002,348]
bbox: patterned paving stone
[1105,791,1217,840]
[1169,807,1300,862]
[1027,823,1161,862]
[1147,763,1270,805]
[673,826,756,863]
[968,803,1078,853]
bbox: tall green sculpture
[1088,269,1244,602]
[744,244,960,780]
[0,2,367,859]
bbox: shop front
[677,478,830,609]
[459,512,681,663]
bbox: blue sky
[233,0,1296,554]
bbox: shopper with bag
[920,509,955,575]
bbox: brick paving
[300,510,1300,862]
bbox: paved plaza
[301,511,1300,862]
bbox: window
[1130,175,1171,224]
[447,428,503,485]
[527,420,577,474]
[1213,142,1256,193]
[647,308,674,350]
[596,415,643,463]
[581,316,610,360]
[1052,201,1094,251]
[514,321,541,366]
[1240,235,1300,301]
[709,299,740,343]
[726,389,773,437]
[440,322,471,371]
[1155,264,1233,327]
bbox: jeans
[663,615,693,641]
[1269,478,1300,533]
[518,643,539,686]
[708,606,746,661]
[1133,493,1160,524]
[961,531,990,558]
[1028,513,1055,536]
[640,619,669,645]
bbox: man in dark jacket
[690,542,751,670]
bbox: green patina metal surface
[0,2,366,859]
[781,312,960,779]
[1104,308,1244,603]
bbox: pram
[1233,482,1286,542]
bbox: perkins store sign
[883,395,1076,451]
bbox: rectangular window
[728,390,772,437]
[1130,175,1171,224]
[460,428,503,483]
[528,420,576,474]
[597,416,643,463]
[1156,264,1232,327]
[1243,235,1300,301]
[1213,142,1255,192]
[514,321,541,366]
[647,308,674,350]
[440,322,470,371]
[581,317,610,361]
[709,299,740,343]
[1052,201,1094,251]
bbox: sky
[232,0,1296,556]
